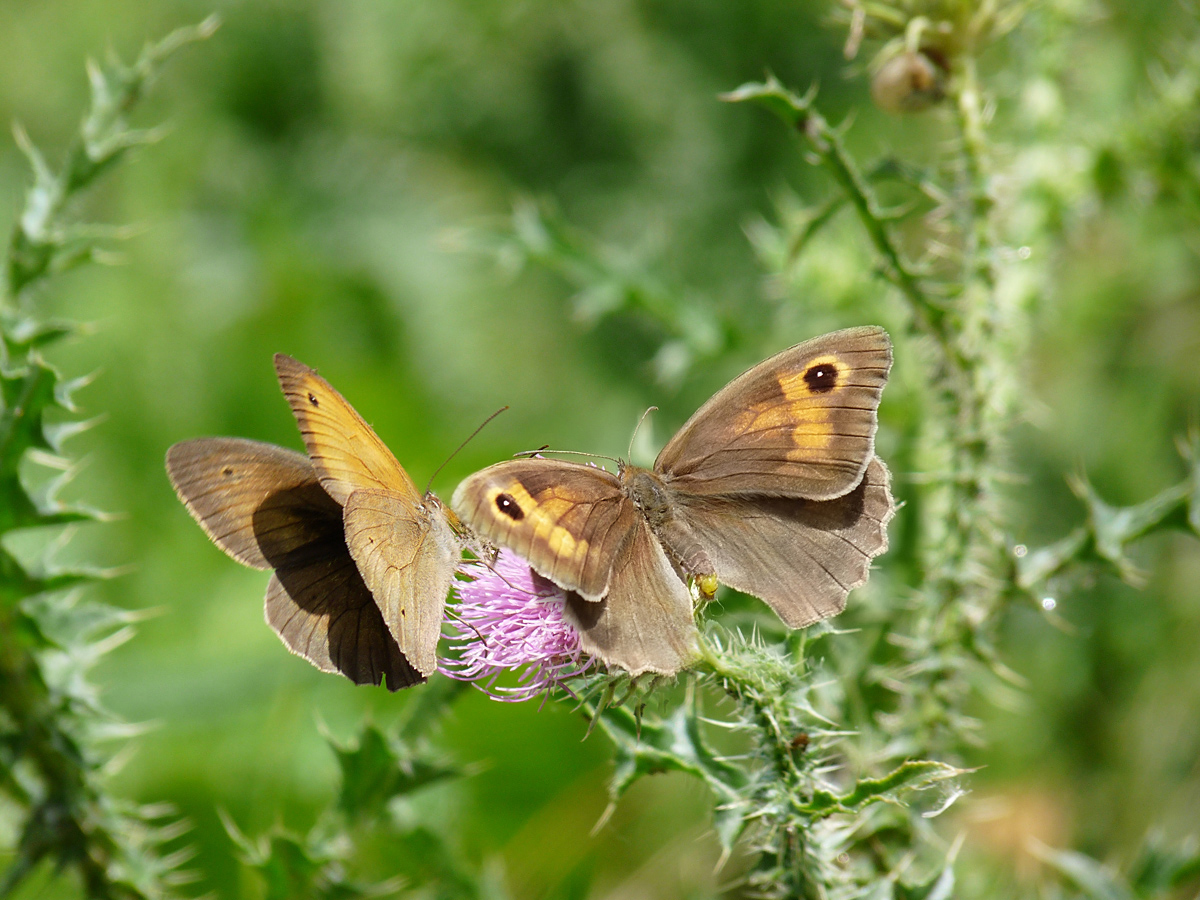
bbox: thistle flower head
[440,551,594,701]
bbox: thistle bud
[870,50,946,114]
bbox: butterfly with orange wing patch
[166,355,460,690]
[452,327,895,677]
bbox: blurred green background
[2,0,1199,897]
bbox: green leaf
[379,825,499,900]
[6,15,219,299]
[0,315,77,353]
[0,546,95,612]
[720,76,815,129]
[895,864,955,900]
[1188,450,1200,536]
[394,674,469,742]
[1017,526,1089,589]
[331,724,463,823]
[22,589,139,650]
[1074,475,1191,581]
[1020,462,1200,591]
[1029,841,1137,900]
[594,701,749,855]
[223,814,402,900]
[802,760,964,815]
[1128,832,1200,893]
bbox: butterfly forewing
[675,456,894,627]
[343,489,457,676]
[656,326,892,501]
[274,354,420,507]
[275,353,462,675]
[451,459,638,601]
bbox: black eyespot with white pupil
[308,393,319,407]
[495,492,524,521]
[803,363,839,393]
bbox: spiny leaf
[1017,526,1089,589]
[21,589,138,648]
[377,825,496,900]
[0,16,218,900]
[720,76,816,129]
[331,724,463,823]
[6,16,219,299]
[1074,474,1192,577]
[1020,465,1200,591]
[594,701,750,853]
[254,831,394,900]
[1029,840,1137,900]
[394,673,469,741]
[0,315,77,353]
[0,359,58,473]
[1127,832,1200,894]
[802,760,964,815]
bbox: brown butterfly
[451,326,895,677]
[165,355,460,690]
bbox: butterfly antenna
[443,606,489,649]
[425,406,508,495]
[513,444,551,457]
[512,447,621,466]
[628,406,658,461]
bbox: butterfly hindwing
[343,489,457,676]
[166,438,338,570]
[674,455,894,627]
[562,520,698,676]
[167,436,422,690]
[266,544,425,691]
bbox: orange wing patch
[730,355,849,456]
[482,482,592,566]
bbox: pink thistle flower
[440,550,595,701]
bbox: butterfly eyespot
[802,363,839,393]
[221,466,234,477]
[307,392,319,407]
[494,492,524,521]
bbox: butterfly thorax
[619,463,714,584]
[619,464,671,524]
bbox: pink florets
[440,551,594,701]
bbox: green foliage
[464,198,729,387]
[593,695,749,854]
[4,1,1200,898]
[331,724,462,822]
[1031,832,1200,900]
[224,681,501,900]
[0,19,215,900]
[1017,448,1200,590]
[5,17,218,301]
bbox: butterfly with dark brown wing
[166,355,460,691]
[451,326,895,677]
